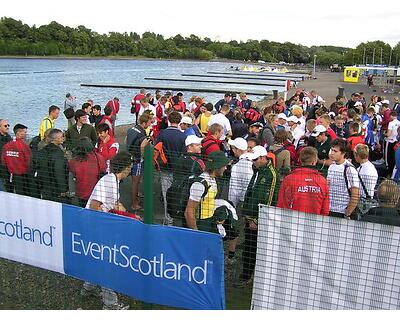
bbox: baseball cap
[247,145,268,160]
[277,113,287,120]
[249,122,263,128]
[228,138,248,151]
[180,116,193,125]
[287,116,299,123]
[311,124,327,137]
[185,135,203,147]
[381,99,390,104]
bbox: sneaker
[163,217,174,226]
[102,302,130,310]
[80,287,98,298]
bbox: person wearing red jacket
[176,92,186,113]
[96,123,119,173]
[1,124,32,196]
[105,97,120,130]
[131,89,146,124]
[98,105,114,137]
[69,137,107,207]
[278,146,330,215]
[380,102,392,132]
[154,96,168,139]
[202,123,223,160]
[346,122,365,152]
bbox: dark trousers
[12,174,31,196]
[0,165,13,193]
[329,211,344,218]
[241,222,258,281]
[384,141,396,176]
[78,198,88,208]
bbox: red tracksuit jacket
[277,166,330,215]
[1,138,32,175]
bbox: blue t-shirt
[184,127,196,137]
[156,126,186,170]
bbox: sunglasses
[3,124,10,128]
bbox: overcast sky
[2,0,399,48]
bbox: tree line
[1,17,399,67]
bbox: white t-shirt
[86,173,119,212]
[327,160,360,214]
[228,155,254,207]
[291,125,305,148]
[138,104,157,117]
[312,95,325,106]
[189,172,217,202]
[208,113,231,140]
[187,101,197,113]
[357,161,378,198]
[386,119,400,143]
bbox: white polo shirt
[86,173,119,212]
[357,161,378,198]
[327,160,360,214]
[228,155,254,207]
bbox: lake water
[0,58,276,135]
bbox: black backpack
[166,176,210,219]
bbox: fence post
[142,143,154,310]
[143,143,154,225]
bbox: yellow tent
[343,67,360,83]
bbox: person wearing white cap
[226,138,255,263]
[238,145,279,285]
[243,122,263,140]
[311,124,333,173]
[277,113,287,131]
[179,115,193,135]
[167,135,206,226]
[287,115,305,148]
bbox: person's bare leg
[131,175,142,210]
[228,237,239,253]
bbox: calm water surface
[0,58,272,135]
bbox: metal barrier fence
[1,134,399,309]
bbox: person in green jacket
[65,109,97,151]
[238,145,279,286]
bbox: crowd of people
[1,87,400,308]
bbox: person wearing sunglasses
[0,119,12,191]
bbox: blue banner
[62,204,225,310]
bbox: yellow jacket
[39,116,55,140]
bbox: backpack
[153,141,168,171]
[29,135,41,153]
[244,108,260,124]
[259,125,274,146]
[166,176,210,219]
[201,138,221,157]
